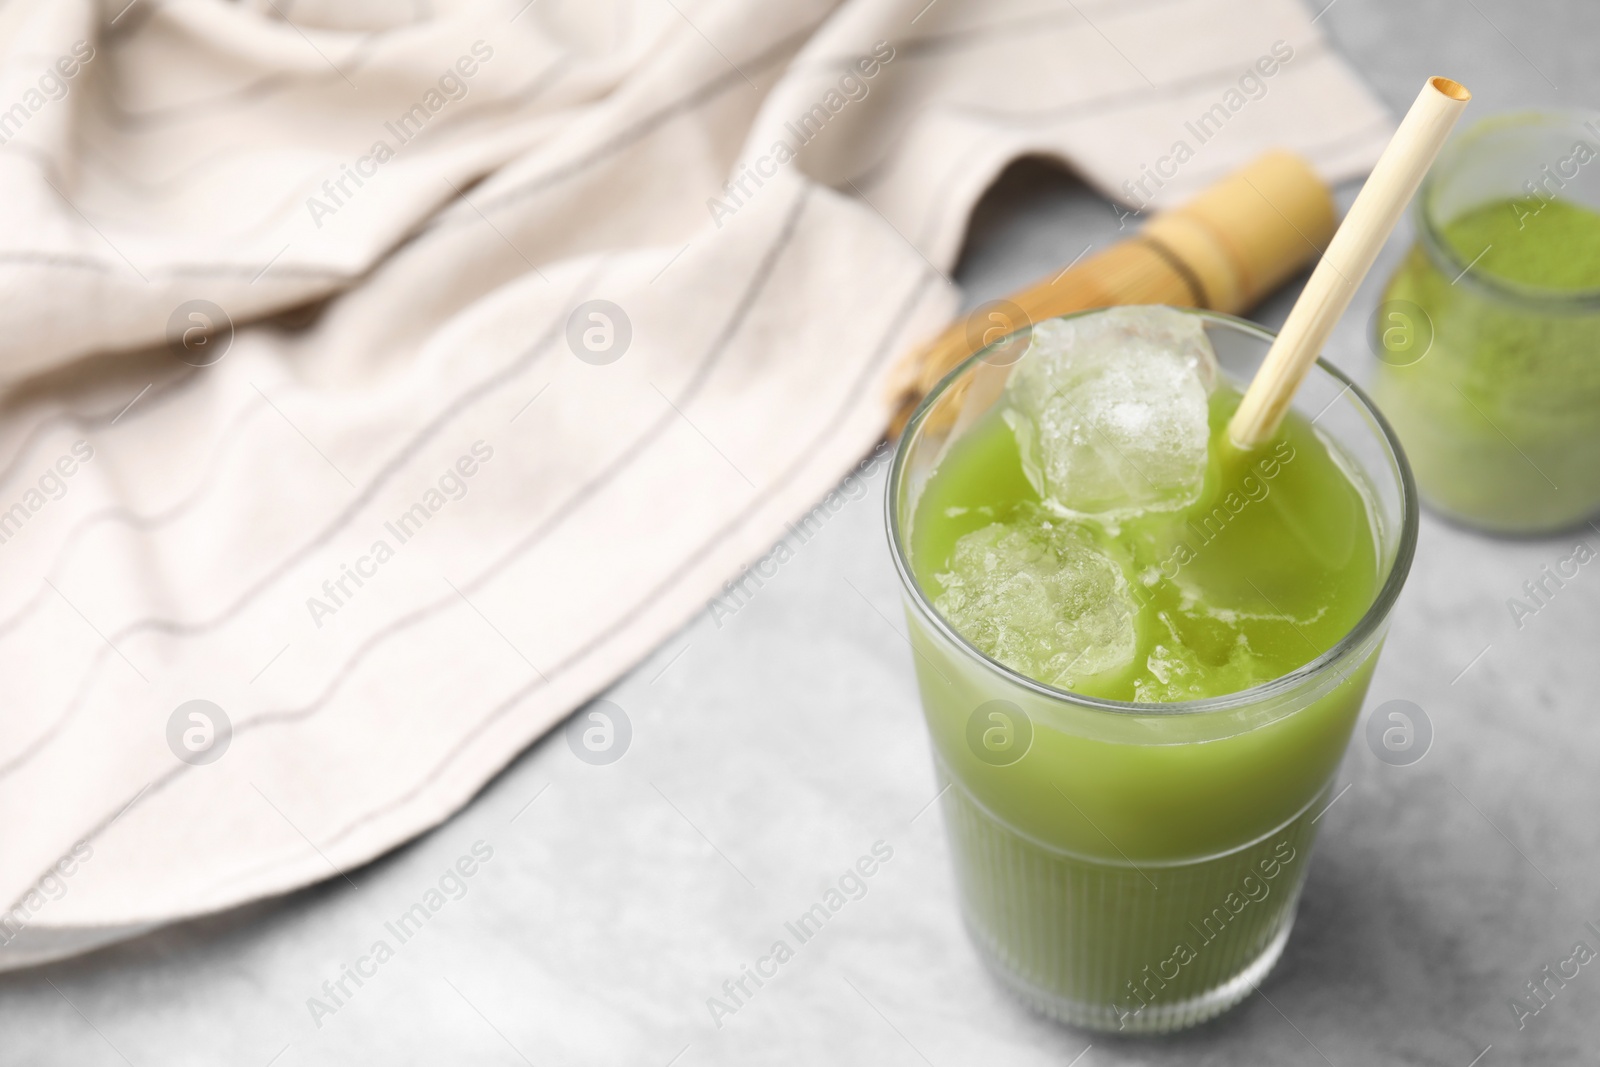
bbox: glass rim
[1417,108,1600,308]
[884,307,1420,718]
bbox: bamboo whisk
[888,150,1338,434]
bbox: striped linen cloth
[0,0,1389,967]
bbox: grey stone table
[6,2,1600,1064]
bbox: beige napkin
[0,0,1390,968]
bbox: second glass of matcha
[1373,110,1600,534]
[887,307,1416,1032]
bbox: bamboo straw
[888,150,1338,435]
[1227,77,1471,449]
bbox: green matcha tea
[890,307,1407,1031]
[1374,128,1600,534]
[909,389,1378,704]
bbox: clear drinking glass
[886,310,1417,1033]
[1372,110,1600,534]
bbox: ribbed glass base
[941,770,1321,1034]
[969,912,1293,1033]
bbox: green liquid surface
[1375,197,1600,533]
[909,386,1380,703]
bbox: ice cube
[1004,306,1217,519]
[933,507,1137,687]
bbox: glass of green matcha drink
[1373,110,1600,534]
[887,306,1416,1033]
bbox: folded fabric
[0,0,1390,968]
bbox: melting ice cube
[934,506,1137,687]
[1004,306,1218,519]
